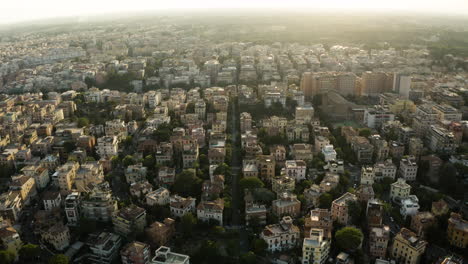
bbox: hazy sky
[2,0,468,24]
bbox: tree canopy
[335,227,363,251]
[172,169,203,197]
[48,254,69,264]
[240,177,264,190]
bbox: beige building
[302,228,330,264]
[272,192,301,218]
[304,209,333,239]
[331,192,357,225]
[369,226,390,259]
[261,216,300,252]
[112,205,147,236]
[197,199,224,225]
[391,228,427,264]
[390,178,411,202]
[447,213,468,248]
[145,218,175,248]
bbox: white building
[261,216,300,252]
[399,156,418,181]
[197,199,224,226]
[285,160,307,181]
[96,136,119,158]
[321,145,337,162]
[64,192,80,226]
[152,246,189,264]
[390,178,411,202]
[302,228,330,264]
[393,74,412,99]
[169,195,196,218]
[364,106,395,129]
[146,187,170,206]
[373,160,397,181]
[360,166,375,185]
[42,191,61,211]
[400,195,420,219]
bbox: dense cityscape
[0,11,467,264]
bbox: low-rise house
[169,195,196,218]
[120,241,151,264]
[146,187,170,206]
[197,199,224,225]
[86,232,122,264]
[261,216,300,252]
[152,246,190,264]
[331,192,357,225]
[112,205,147,236]
[304,209,333,239]
[272,192,301,217]
[391,228,427,264]
[146,218,175,248]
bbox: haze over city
[0,1,467,264]
[2,0,468,24]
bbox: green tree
[240,177,264,190]
[439,163,457,194]
[181,213,197,237]
[240,251,257,264]
[0,250,15,264]
[142,155,156,170]
[122,155,136,167]
[346,201,363,225]
[77,117,89,128]
[172,169,202,197]
[319,193,333,209]
[251,238,268,255]
[335,227,363,251]
[19,244,41,262]
[358,128,371,138]
[49,254,69,264]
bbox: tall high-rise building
[393,74,412,99]
[300,72,314,97]
[361,72,393,96]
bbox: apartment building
[331,192,357,225]
[369,226,390,259]
[390,178,411,202]
[120,241,151,264]
[81,182,118,222]
[169,195,196,218]
[146,187,170,206]
[302,228,330,264]
[86,232,122,264]
[447,213,468,248]
[285,160,307,181]
[304,209,333,239]
[399,156,418,181]
[272,192,301,217]
[145,218,175,248]
[197,199,224,225]
[391,228,427,264]
[261,216,300,252]
[112,205,147,236]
